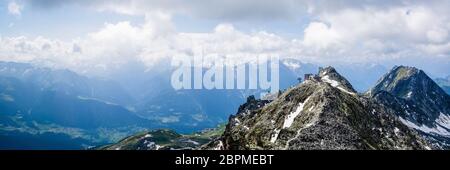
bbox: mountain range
[0,60,298,149]
[105,65,449,150]
[200,66,450,150]
[1,60,448,149]
[0,62,156,149]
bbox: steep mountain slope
[204,66,431,150]
[368,66,450,148]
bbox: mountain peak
[385,66,423,91]
[369,65,447,100]
[318,66,338,77]
[370,65,450,142]
[315,66,357,94]
[392,65,420,74]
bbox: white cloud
[300,5,450,62]
[1,0,450,74]
[426,27,448,43]
[0,14,295,73]
[8,1,23,16]
[303,22,341,49]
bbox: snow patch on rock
[321,75,340,87]
[436,112,450,130]
[282,96,311,128]
[270,129,281,143]
[399,117,450,137]
[321,75,355,95]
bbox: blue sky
[0,1,143,39]
[0,0,449,77]
[0,0,309,39]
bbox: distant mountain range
[435,76,450,95]
[0,62,156,149]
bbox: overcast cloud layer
[1,0,449,76]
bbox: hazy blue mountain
[100,59,308,133]
[335,64,388,92]
[435,76,450,95]
[71,58,314,128]
[0,130,100,150]
[0,62,134,106]
[0,62,156,149]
